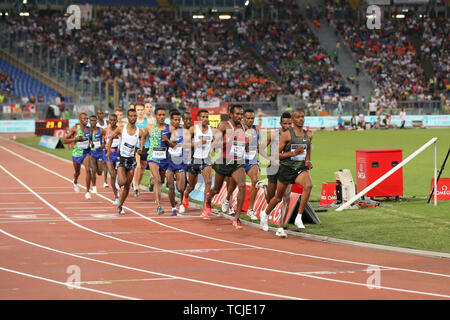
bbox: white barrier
[336,137,438,211]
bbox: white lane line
[0,202,35,204]
[58,202,105,204]
[0,208,43,210]
[79,277,177,285]
[0,228,305,300]
[4,145,446,279]
[1,164,448,298]
[0,266,139,300]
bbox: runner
[96,109,109,188]
[132,103,148,198]
[222,109,261,221]
[257,112,293,238]
[106,109,143,215]
[179,111,193,213]
[88,115,107,195]
[144,101,155,192]
[62,112,92,200]
[103,113,121,205]
[115,108,125,130]
[183,109,213,215]
[140,107,171,215]
[205,105,247,229]
[260,109,313,235]
[166,109,190,216]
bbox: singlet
[148,123,170,162]
[119,123,139,158]
[168,126,188,164]
[105,125,120,152]
[280,128,310,170]
[193,124,212,160]
[244,125,258,162]
[135,118,148,149]
[97,120,108,130]
[72,124,91,157]
[144,117,154,149]
[223,120,246,161]
[90,127,104,152]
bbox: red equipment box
[356,149,403,198]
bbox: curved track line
[1,164,449,298]
[3,145,449,280]
[0,266,139,300]
[0,229,304,300]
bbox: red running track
[0,136,449,300]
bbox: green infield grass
[15,128,450,253]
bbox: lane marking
[0,229,305,300]
[79,277,177,285]
[0,164,449,298]
[0,266,139,300]
[5,144,446,278]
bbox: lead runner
[260,109,313,235]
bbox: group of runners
[63,103,313,238]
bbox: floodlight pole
[336,137,438,211]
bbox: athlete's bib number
[78,139,89,150]
[93,140,101,149]
[111,137,120,148]
[169,145,182,157]
[245,146,257,160]
[291,144,307,161]
[121,142,135,157]
[230,141,245,158]
[152,147,167,160]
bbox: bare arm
[62,126,80,144]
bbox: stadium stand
[0,56,59,103]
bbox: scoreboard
[35,119,69,136]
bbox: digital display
[35,119,69,136]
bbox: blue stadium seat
[0,57,59,102]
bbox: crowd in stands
[2,8,282,110]
[334,4,448,107]
[0,1,448,115]
[421,16,449,93]
[240,16,352,106]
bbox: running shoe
[201,209,210,220]
[260,211,269,232]
[134,189,140,198]
[73,180,80,193]
[92,186,97,194]
[103,182,109,188]
[295,214,305,229]
[182,196,189,209]
[256,179,268,189]
[113,198,119,205]
[275,227,287,238]
[157,206,164,215]
[228,207,235,216]
[247,209,258,221]
[171,208,177,216]
[232,219,243,230]
[85,192,92,200]
[179,204,185,214]
[221,199,229,213]
[118,205,126,215]
[204,203,212,214]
